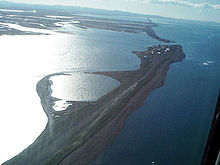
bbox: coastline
[58,46,185,165]
[1,7,185,164]
[3,45,185,165]
[1,4,219,165]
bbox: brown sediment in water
[3,45,184,165]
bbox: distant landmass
[1,2,185,165]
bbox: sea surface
[0,12,220,165]
[0,14,158,163]
[91,18,220,165]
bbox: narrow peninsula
[4,45,185,165]
[1,4,184,164]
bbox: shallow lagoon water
[0,20,158,163]
[1,12,219,164]
[50,73,120,111]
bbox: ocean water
[1,13,220,165]
[91,18,220,165]
[0,17,159,163]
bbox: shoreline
[3,45,185,165]
[58,45,185,165]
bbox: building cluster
[146,45,171,56]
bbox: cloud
[140,0,220,10]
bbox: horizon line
[0,0,220,24]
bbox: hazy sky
[1,0,220,22]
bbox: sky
[1,0,220,23]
